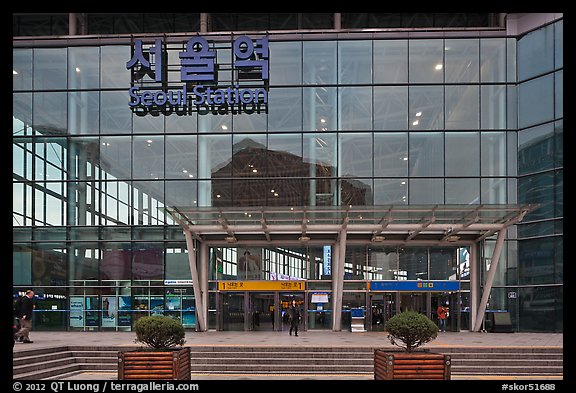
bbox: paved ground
[13,330,566,382]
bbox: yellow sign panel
[218,280,305,291]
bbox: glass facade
[13,14,562,333]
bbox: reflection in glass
[409,132,443,177]
[408,39,443,83]
[338,87,372,131]
[68,47,100,90]
[303,41,337,85]
[445,85,479,129]
[374,86,408,130]
[444,39,479,83]
[409,86,444,130]
[33,48,67,90]
[445,132,479,176]
[338,40,372,85]
[373,40,408,83]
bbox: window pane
[480,38,506,82]
[270,41,302,85]
[268,88,302,131]
[374,132,408,177]
[303,87,337,132]
[338,40,372,84]
[33,48,67,90]
[430,247,457,280]
[374,179,407,205]
[374,86,408,130]
[481,132,506,176]
[368,247,398,280]
[399,247,428,280]
[101,45,131,88]
[445,39,479,83]
[303,133,337,178]
[303,41,337,85]
[133,111,164,134]
[518,24,554,81]
[409,39,443,83]
[232,134,267,177]
[100,136,132,179]
[68,91,100,135]
[519,172,555,221]
[445,132,479,176]
[33,92,67,136]
[338,87,372,131]
[339,133,373,177]
[198,134,232,181]
[481,85,506,129]
[100,91,132,134]
[268,134,303,177]
[445,178,479,204]
[409,132,443,176]
[518,74,554,129]
[13,49,33,91]
[165,135,197,180]
[481,178,506,204]
[69,47,100,89]
[518,123,554,175]
[555,71,563,119]
[445,85,479,130]
[374,40,408,83]
[133,136,164,179]
[165,180,198,208]
[409,179,443,204]
[409,86,443,130]
[555,20,563,69]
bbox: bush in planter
[384,310,438,352]
[375,311,449,380]
[119,315,190,379]
[134,315,186,349]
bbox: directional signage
[218,280,305,291]
[370,280,460,291]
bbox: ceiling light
[298,236,310,242]
[446,235,460,242]
[371,235,385,242]
[225,236,237,243]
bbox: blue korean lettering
[179,36,216,82]
[126,39,164,83]
[233,36,269,81]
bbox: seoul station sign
[126,35,269,115]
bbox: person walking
[288,300,301,336]
[437,303,448,332]
[14,289,35,343]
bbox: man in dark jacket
[288,300,301,336]
[14,290,35,343]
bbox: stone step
[13,345,563,380]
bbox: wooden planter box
[374,349,451,380]
[118,347,191,380]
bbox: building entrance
[219,291,304,331]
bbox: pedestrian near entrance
[288,300,301,336]
[437,303,448,332]
[14,289,35,343]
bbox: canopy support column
[472,227,507,332]
[184,230,207,332]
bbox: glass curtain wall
[13,19,562,332]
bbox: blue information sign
[370,281,460,291]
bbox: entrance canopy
[165,204,537,245]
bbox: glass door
[248,292,275,331]
[221,292,245,331]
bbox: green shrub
[134,315,186,349]
[384,311,438,352]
